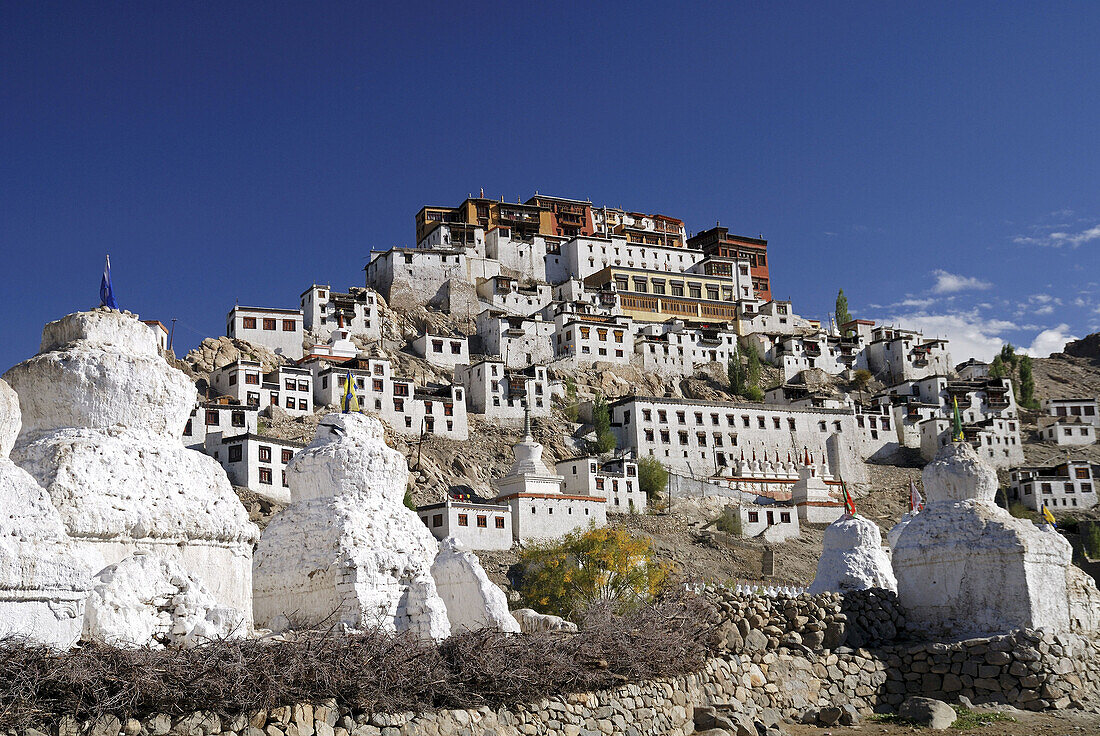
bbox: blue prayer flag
[100,255,118,309]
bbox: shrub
[636,456,667,500]
[563,376,579,423]
[0,594,718,730]
[744,385,764,402]
[1009,503,1036,521]
[1083,522,1100,559]
[591,393,616,454]
[714,507,742,536]
[516,527,667,619]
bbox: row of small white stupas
[0,308,530,650]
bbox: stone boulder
[252,413,450,640]
[183,335,285,375]
[83,551,246,648]
[511,608,578,633]
[430,538,520,633]
[893,442,1074,637]
[0,379,90,649]
[4,309,258,618]
[809,514,896,595]
[899,697,956,729]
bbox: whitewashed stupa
[892,441,1074,636]
[431,538,520,634]
[809,514,897,595]
[252,413,451,640]
[0,379,90,648]
[3,309,259,619]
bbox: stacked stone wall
[21,589,1100,736]
[32,629,1100,736]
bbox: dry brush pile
[0,596,719,730]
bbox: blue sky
[2,2,1098,372]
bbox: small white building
[484,227,550,282]
[552,311,634,367]
[209,360,314,416]
[142,320,169,352]
[1038,416,1096,446]
[476,276,553,316]
[739,300,815,337]
[412,333,470,369]
[226,306,304,361]
[182,402,258,450]
[300,284,380,340]
[633,320,741,377]
[475,309,555,369]
[417,497,512,551]
[204,432,305,505]
[919,415,1024,469]
[417,222,485,252]
[1010,460,1099,512]
[555,456,647,513]
[309,356,469,440]
[491,416,606,542]
[454,360,551,423]
[864,326,951,384]
[738,503,800,543]
[1043,397,1100,427]
[955,358,990,381]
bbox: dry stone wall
[34,627,1100,736]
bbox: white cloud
[1034,305,1055,316]
[1014,223,1100,248]
[931,270,992,294]
[1022,324,1080,358]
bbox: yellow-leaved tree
[516,526,667,619]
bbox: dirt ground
[785,706,1100,736]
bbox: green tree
[727,345,746,395]
[743,344,764,401]
[563,376,579,422]
[636,456,668,500]
[835,289,852,327]
[1083,522,1100,559]
[592,393,617,454]
[1000,343,1018,368]
[988,355,1007,378]
[403,487,416,511]
[1018,355,1038,409]
[516,527,667,618]
[851,368,873,403]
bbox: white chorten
[431,538,520,633]
[892,441,1074,637]
[252,413,451,640]
[3,309,259,618]
[809,514,897,594]
[492,410,565,498]
[0,379,90,649]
